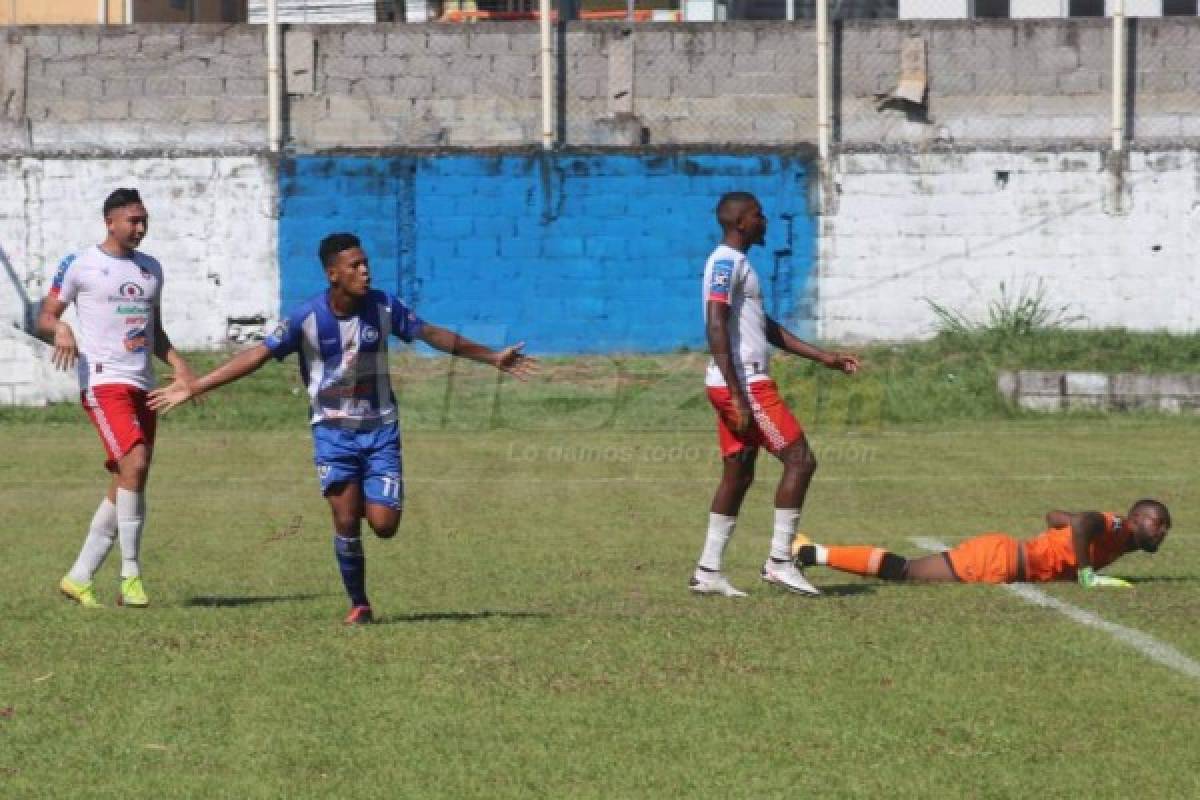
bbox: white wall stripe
[911,537,1200,682]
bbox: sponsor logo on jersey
[709,259,734,299]
[360,325,379,345]
[123,327,148,353]
[118,282,146,299]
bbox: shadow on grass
[379,610,552,624]
[815,583,878,597]
[185,593,327,608]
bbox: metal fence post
[540,0,554,150]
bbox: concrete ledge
[998,370,1200,414]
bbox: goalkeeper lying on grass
[793,499,1170,588]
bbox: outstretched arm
[148,344,272,414]
[35,295,78,371]
[1071,511,1131,588]
[1045,509,1073,528]
[418,323,537,380]
[765,316,859,375]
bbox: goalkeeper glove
[1077,566,1132,589]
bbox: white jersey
[50,245,163,391]
[702,244,771,388]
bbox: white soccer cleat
[761,559,821,596]
[689,570,748,598]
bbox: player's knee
[783,445,816,477]
[120,451,151,480]
[333,516,361,537]
[369,508,402,539]
[878,552,908,581]
[373,519,400,539]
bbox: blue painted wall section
[279,154,815,354]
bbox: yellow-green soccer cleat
[59,576,103,609]
[118,576,149,608]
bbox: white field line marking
[911,537,1200,681]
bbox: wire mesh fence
[324,4,1197,149]
[1130,16,1198,142]
[839,16,1113,148]
[625,24,818,145]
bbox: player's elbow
[34,309,58,340]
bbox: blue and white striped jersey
[264,289,425,429]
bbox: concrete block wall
[0,325,78,406]
[288,25,544,148]
[631,26,817,145]
[279,153,815,353]
[0,156,277,349]
[1,20,1198,407]
[1,19,1197,152]
[840,19,1200,146]
[15,25,268,152]
[819,149,1200,342]
[1133,19,1200,140]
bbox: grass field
[2,350,1199,798]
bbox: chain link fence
[1130,15,1198,142]
[328,3,1196,149]
[839,16,1115,148]
[623,24,817,145]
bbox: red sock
[826,546,888,577]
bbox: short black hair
[318,232,361,268]
[103,188,143,216]
[716,191,758,231]
[1132,498,1171,527]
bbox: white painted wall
[1010,0,1069,17]
[899,0,969,19]
[1108,0,1165,17]
[247,0,377,23]
[0,325,77,406]
[819,149,1200,342]
[0,156,278,350]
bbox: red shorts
[81,384,157,472]
[706,380,804,457]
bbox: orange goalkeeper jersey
[1022,513,1131,582]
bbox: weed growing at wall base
[926,280,1084,340]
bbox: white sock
[813,544,830,566]
[67,497,117,584]
[770,508,801,561]
[697,513,737,572]
[116,488,145,578]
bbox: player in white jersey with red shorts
[37,188,196,609]
[691,191,860,598]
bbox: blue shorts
[311,421,404,509]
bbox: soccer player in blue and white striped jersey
[150,233,536,624]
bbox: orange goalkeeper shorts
[945,533,1022,584]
